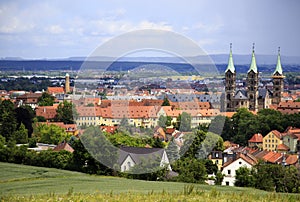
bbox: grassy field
[0,162,299,201]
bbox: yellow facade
[211,158,223,171]
[263,131,282,151]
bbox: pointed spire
[273,47,283,75]
[248,43,258,73]
[225,43,235,73]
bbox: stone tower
[247,43,259,111]
[225,43,236,112]
[272,47,284,105]
[65,73,70,93]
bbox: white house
[118,146,171,173]
[221,153,257,186]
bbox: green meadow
[0,162,299,201]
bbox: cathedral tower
[225,43,236,112]
[272,47,284,105]
[65,73,70,93]
[247,43,259,111]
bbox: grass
[0,162,299,201]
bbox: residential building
[263,130,283,151]
[118,146,171,172]
[221,153,257,186]
[248,133,263,149]
[35,104,59,120]
[16,92,42,109]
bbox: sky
[0,0,299,59]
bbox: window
[228,170,231,175]
[216,153,219,158]
[127,162,131,168]
[226,181,229,186]
[239,161,242,165]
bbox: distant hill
[0,54,300,73]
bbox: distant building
[65,73,70,93]
[248,133,263,149]
[225,44,283,112]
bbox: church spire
[248,43,258,73]
[225,43,235,73]
[273,47,283,75]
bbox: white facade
[221,157,253,186]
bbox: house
[209,151,223,171]
[53,141,74,153]
[221,153,257,186]
[263,130,283,151]
[276,100,300,114]
[35,104,59,120]
[248,133,263,149]
[282,127,300,153]
[16,92,42,109]
[118,146,171,172]
[47,87,65,96]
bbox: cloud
[45,25,64,34]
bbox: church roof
[258,89,272,99]
[233,90,248,100]
[273,47,283,75]
[225,43,235,73]
[248,43,258,74]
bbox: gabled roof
[225,43,235,73]
[248,133,263,143]
[273,47,283,76]
[53,142,74,153]
[248,44,258,74]
[276,143,290,151]
[286,155,298,165]
[118,146,165,166]
[233,90,248,100]
[222,153,257,169]
[47,87,65,94]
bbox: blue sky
[0,0,299,58]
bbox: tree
[54,101,78,124]
[176,112,191,132]
[166,138,180,163]
[172,158,207,183]
[181,130,206,158]
[215,171,224,185]
[235,167,255,187]
[0,111,17,142]
[15,123,28,144]
[256,109,284,135]
[231,108,258,145]
[161,97,170,106]
[15,106,35,138]
[33,123,71,145]
[38,92,55,106]
[158,115,167,128]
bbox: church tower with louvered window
[225,43,236,112]
[272,47,285,105]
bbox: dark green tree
[172,158,207,183]
[235,167,255,187]
[54,101,78,124]
[15,105,35,138]
[176,112,191,132]
[37,92,55,106]
[161,97,170,106]
[166,138,180,163]
[15,123,28,144]
[181,130,206,158]
[158,115,167,128]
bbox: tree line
[210,108,300,145]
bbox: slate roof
[118,146,165,166]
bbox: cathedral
[225,43,284,112]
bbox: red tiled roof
[53,142,74,153]
[47,87,64,94]
[276,144,290,151]
[248,133,263,143]
[286,155,298,165]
